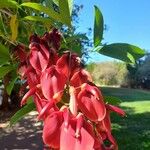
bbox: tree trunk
[0,75,10,111]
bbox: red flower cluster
[16,28,125,150]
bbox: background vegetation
[86,53,150,89]
[101,87,150,150]
[86,61,128,86]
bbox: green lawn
[101,87,150,150]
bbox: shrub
[87,61,128,86]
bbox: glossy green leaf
[0,44,11,64]
[53,0,59,6]
[6,76,18,95]
[23,16,54,25]
[0,13,6,35]
[104,96,121,105]
[71,43,82,56]
[68,0,73,15]
[0,0,19,8]
[10,14,18,41]
[0,65,14,78]
[45,0,55,8]
[94,6,103,47]
[9,101,36,126]
[98,43,145,63]
[21,2,60,22]
[53,0,74,14]
[59,0,71,27]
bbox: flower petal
[21,87,36,106]
[60,119,94,150]
[106,104,126,117]
[57,53,80,78]
[40,66,66,101]
[69,86,78,116]
[70,69,92,87]
[78,84,106,122]
[42,111,63,149]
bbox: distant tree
[86,61,128,86]
[126,63,138,88]
[126,53,150,89]
[136,54,150,88]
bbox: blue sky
[75,0,150,62]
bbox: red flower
[56,53,81,78]
[21,86,37,106]
[18,61,28,78]
[38,99,59,120]
[26,67,41,88]
[43,111,63,149]
[96,105,125,150]
[70,69,92,87]
[18,29,125,150]
[47,48,59,66]
[29,43,49,71]
[40,66,66,102]
[42,28,61,50]
[49,28,61,50]
[13,44,27,62]
[60,112,95,150]
[106,104,126,117]
[77,83,106,122]
[69,86,78,116]
[96,110,118,150]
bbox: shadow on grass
[111,106,150,150]
[101,87,150,102]
[0,114,44,150]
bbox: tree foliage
[87,61,128,86]
[0,0,145,110]
[127,53,150,89]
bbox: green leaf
[0,44,11,64]
[10,14,18,41]
[21,2,60,22]
[0,0,19,8]
[0,13,6,35]
[59,0,71,27]
[45,0,55,8]
[98,43,145,63]
[94,6,104,47]
[9,101,36,126]
[53,0,59,6]
[71,43,82,56]
[0,65,14,78]
[104,96,121,105]
[23,16,54,25]
[67,0,74,15]
[6,76,18,95]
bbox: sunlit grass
[121,101,150,114]
[101,87,150,101]
[101,87,150,150]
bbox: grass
[101,87,150,150]
[101,87,150,101]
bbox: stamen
[75,113,84,138]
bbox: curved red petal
[60,119,94,150]
[78,85,106,122]
[42,111,63,149]
[21,87,36,106]
[70,69,92,87]
[106,104,126,116]
[40,66,66,101]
